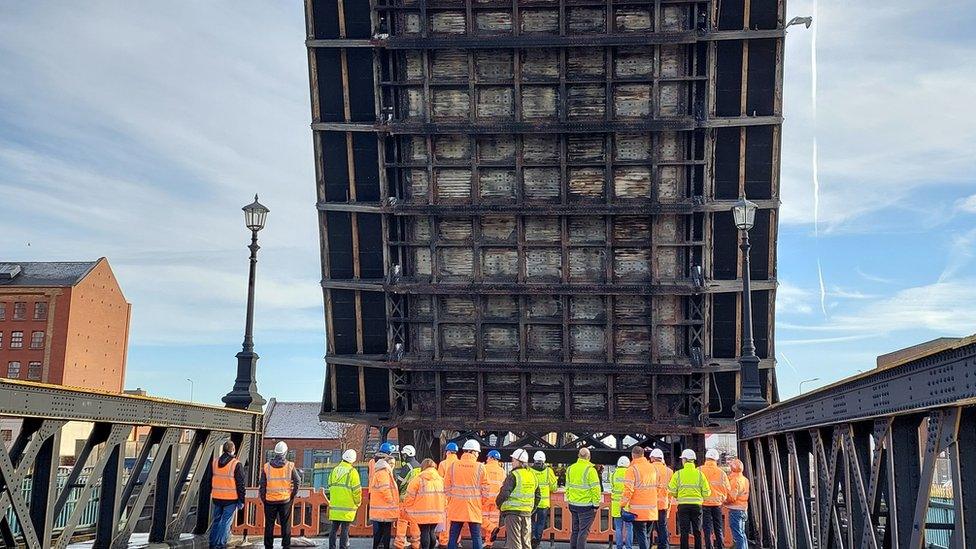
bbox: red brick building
[0,258,131,391]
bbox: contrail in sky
[811,0,827,316]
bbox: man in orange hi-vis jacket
[445,440,488,549]
[699,450,731,549]
[621,446,658,549]
[404,459,448,549]
[481,450,507,547]
[371,454,402,549]
[438,442,460,548]
[725,459,749,549]
[648,449,673,549]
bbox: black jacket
[212,452,247,505]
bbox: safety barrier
[232,488,733,544]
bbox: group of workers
[206,439,751,549]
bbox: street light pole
[223,195,269,413]
[186,378,194,402]
[798,377,820,394]
[732,196,770,417]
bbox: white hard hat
[342,449,357,463]
[402,445,416,457]
[462,440,481,452]
[617,456,631,467]
[705,449,720,461]
[274,441,288,455]
[680,449,697,461]
[533,451,547,463]
[511,448,530,463]
[650,449,665,460]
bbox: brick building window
[7,362,20,378]
[33,302,48,321]
[12,303,26,321]
[9,332,23,349]
[30,331,44,349]
[0,303,5,320]
[0,332,3,349]
[27,362,41,380]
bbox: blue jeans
[633,521,657,549]
[728,510,747,549]
[655,509,669,549]
[532,508,548,541]
[209,501,238,548]
[613,517,633,549]
[448,521,483,549]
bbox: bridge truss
[737,336,976,549]
[0,379,262,548]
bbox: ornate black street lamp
[732,196,769,416]
[222,195,269,412]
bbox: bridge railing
[0,378,262,548]
[737,335,976,549]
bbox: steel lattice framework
[0,379,262,548]
[737,335,976,548]
[307,0,784,442]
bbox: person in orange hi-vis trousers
[647,449,674,549]
[404,459,448,549]
[437,442,460,548]
[445,440,488,549]
[699,450,731,549]
[371,454,402,549]
[724,459,749,549]
[481,451,507,547]
[621,446,658,549]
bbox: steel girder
[0,380,262,548]
[737,338,976,548]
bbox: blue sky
[1,1,974,404]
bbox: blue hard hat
[487,450,501,460]
[379,442,395,454]
[445,442,459,453]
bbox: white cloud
[957,194,976,214]
[776,281,814,315]
[780,0,976,229]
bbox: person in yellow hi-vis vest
[328,449,363,549]
[529,451,558,549]
[496,448,540,549]
[667,450,711,549]
[610,456,632,549]
[260,441,302,549]
[565,448,602,549]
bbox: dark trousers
[531,508,548,542]
[701,507,724,549]
[568,505,596,549]
[633,521,657,549]
[448,522,484,549]
[654,509,670,549]
[330,520,352,549]
[420,524,438,549]
[374,521,394,549]
[264,501,292,549]
[676,505,702,549]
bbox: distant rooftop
[264,399,351,439]
[0,260,100,287]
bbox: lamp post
[798,377,820,394]
[222,195,269,412]
[732,196,770,416]
[186,378,194,402]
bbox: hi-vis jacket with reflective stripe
[328,462,363,522]
[621,456,658,520]
[403,467,447,525]
[499,467,538,514]
[437,453,458,479]
[650,461,674,512]
[211,456,241,502]
[667,463,711,506]
[482,460,506,516]
[370,464,401,521]
[610,467,627,518]
[263,461,296,503]
[532,466,559,509]
[565,458,601,507]
[726,472,749,511]
[444,453,488,523]
[699,461,731,507]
